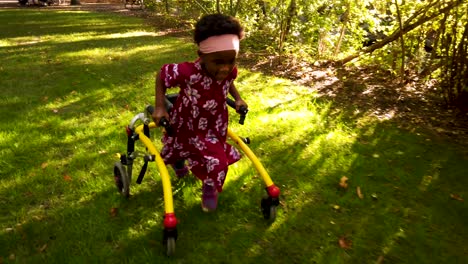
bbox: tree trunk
[395,0,406,81]
[278,0,296,52]
[334,8,349,57]
[258,0,266,15]
[232,0,241,16]
[165,0,169,13]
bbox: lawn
[0,8,467,264]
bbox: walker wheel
[166,237,176,256]
[163,228,178,256]
[113,162,130,198]
[269,205,277,222]
[261,196,279,222]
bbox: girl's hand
[235,99,248,112]
[152,106,170,126]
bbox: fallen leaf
[53,109,59,113]
[98,150,108,154]
[110,207,119,217]
[9,254,15,261]
[41,162,49,169]
[339,176,349,189]
[450,194,463,201]
[372,153,380,158]
[377,255,385,263]
[357,186,364,199]
[371,193,378,200]
[332,204,340,211]
[39,244,47,253]
[338,236,352,249]
[63,175,72,181]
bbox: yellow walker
[113,94,281,256]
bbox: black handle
[147,105,172,133]
[159,117,173,135]
[159,117,169,127]
[226,98,248,125]
[146,105,155,115]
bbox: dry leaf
[39,244,47,253]
[450,194,463,201]
[357,186,364,199]
[63,175,72,181]
[9,254,15,260]
[110,207,118,217]
[98,150,108,154]
[377,255,385,264]
[332,205,340,211]
[41,162,49,169]
[338,236,352,249]
[339,176,349,189]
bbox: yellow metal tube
[135,123,174,214]
[227,128,274,187]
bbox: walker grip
[226,98,248,125]
[159,117,173,135]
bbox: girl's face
[199,50,237,81]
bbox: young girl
[152,14,248,212]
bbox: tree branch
[336,0,463,65]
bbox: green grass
[1,9,467,264]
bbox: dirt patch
[240,54,468,150]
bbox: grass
[1,8,467,264]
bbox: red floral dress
[159,60,241,192]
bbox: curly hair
[194,14,244,45]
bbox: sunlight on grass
[382,227,406,254]
[61,45,160,62]
[418,159,443,191]
[108,31,159,38]
[1,9,467,264]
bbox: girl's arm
[229,82,248,111]
[152,71,170,125]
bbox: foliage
[151,0,467,110]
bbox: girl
[152,14,248,212]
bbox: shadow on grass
[0,9,144,39]
[1,8,467,264]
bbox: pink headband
[198,34,240,54]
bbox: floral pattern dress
[159,60,241,192]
